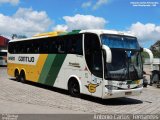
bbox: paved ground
[0,67,160,115]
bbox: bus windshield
[105,49,143,80]
[101,34,143,81]
[101,34,140,50]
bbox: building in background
[0,35,9,49]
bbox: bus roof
[9,29,135,42]
[80,29,135,37]
[32,31,65,37]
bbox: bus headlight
[105,85,118,90]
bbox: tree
[152,50,160,58]
[12,34,27,39]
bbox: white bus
[7,29,153,98]
[0,49,7,66]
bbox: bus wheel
[20,71,26,83]
[152,73,159,84]
[15,70,20,82]
[68,80,80,97]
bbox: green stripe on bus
[59,30,81,36]
[38,54,56,84]
[44,54,67,86]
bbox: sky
[0,0,160,48]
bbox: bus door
[84,33,103,97]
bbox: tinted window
[0,52,7,56]
[101,34,140,50]
[84,33,103,77]
[8,34,83,55]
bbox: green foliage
[141,52,149,58]
[142,49,160,58]
[12,34,27,39]
[152,50,160,58]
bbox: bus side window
[69,39,76,54]
[28,43,34,53]
[58,39,65,53]
[75,35,83,55]
[65,34,82,55]
[18,42,21,53]
[34,43,39,53]
[39,39,48,53]
[20,42,27,53]
[13,44,17,54]
[58,45,64,53]
[8,43,14,54]
[65,37,73,54]
[32,40,38,53]
[48,40,57,53]
[72,42,76,53]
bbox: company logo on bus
[85,83,99,93]
[18,56,34,63]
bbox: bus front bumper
[102,87,143,99]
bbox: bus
[0,49,7,66]
[7,29,153,98]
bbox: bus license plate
[125,92,132,95]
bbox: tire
[143,78,148,88]
[152,73,159,84]
[68,80,80,97]
[20,72,26,83]
[143,84,147,87]
[15,70,20,82]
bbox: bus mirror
[143,48,153,64]
[102,45,112,63]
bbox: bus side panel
[37,54,67,86]
[53,54,92,96]
[31,54,48,82]
[7,63,16,77]
[7,54,48,82]
[7,53,92,96]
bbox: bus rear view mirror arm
[102,45,112,63]
[143,48,153,64]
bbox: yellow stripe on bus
[33,54,48,82]
[7,54,48,82]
